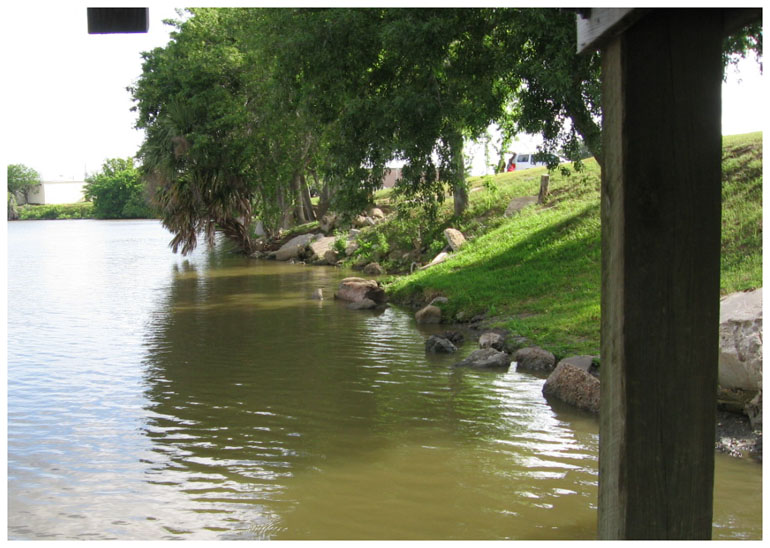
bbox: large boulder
[306,236,337,264]
[347,298,378,310]
[514,346,556,373]
[454,348,511,370]
[273,233,316,261]
[415,304,442,324]
[542,362,601,414]
[719,288,762,392]
[425,335,457,354]
[335,277,386,304]
[556,355,600,378]
[444,228,467,251]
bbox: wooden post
[537,174,549,204]
[598,9,723,539]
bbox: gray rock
[444,228,467,251]
[556,355,600,378]
[273,233,316,261]
[323,249,340,265]
[369,207,385,220]
[454,348,511,370]
[542,362,601,414]
[425,335,457,354]
[415,304,442,324]
[307,236,337,264]
[420,251,449,270]
[335,277,386,304]
[719,288,762,391]
[479,332,505,351]
[514,346,556,373]
[441,330,465,346]
[363,262,385,276]
[744,390,762,431]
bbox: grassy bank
[380,132,762,357]
[17,202,94,220]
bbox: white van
[506,153,557,172]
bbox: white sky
[1,2,765,181]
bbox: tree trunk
[446,129,468,217]
[291,171,307,224]
[299,174,316,222]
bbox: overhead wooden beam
[87,7,149,34]
[598,9,724,538]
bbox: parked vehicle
[506,153,561,172]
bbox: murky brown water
[6,220,762,539]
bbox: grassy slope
[386,132,763,357]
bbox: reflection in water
[6,220,762,540]
[138,250,601,539]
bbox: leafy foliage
[84,158,152,219]
[18,202,94,220]
[7,163,41,201]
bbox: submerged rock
[513,346,556,373]
[542,362,601,414]
[415,304,442,324]
[335,277,386,304]
[425,335,457,354]
[454,348,511,370]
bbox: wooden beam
[598,9,723,539]
[576,8,649,53]
[87,8,149,34]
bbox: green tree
[7,163,41,202]
[84,157,152,219]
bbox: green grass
[18,202,95,220]
[385,132,763,357]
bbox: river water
[6,219,762,540]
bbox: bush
[18,202,94,220]
[85,158,154,219]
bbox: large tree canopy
[130,8,761,255]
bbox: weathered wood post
[537,174,549,204]
[578,8,737,539]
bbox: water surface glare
[6,220,762,539]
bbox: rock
[319,213,338,233]
[421,251,449,270]
[542,362,601,414]
[353,215,375,228]
[479,332,505,351]
[273,233,316,261]
[324,249,340,265]
[556,355,600,378]
[307,236,337,264]
[444,228,467,251]
[415,305,442,324]
[430,296,449,306]
[454,348,511,370]
[744,390,762,431]
[441,330,465,346]
[345,239,359,256]
[347,298,377,310]
[369,207,385,220]
[504,196,538,217]
[502,335,529,354]
[514,346,556,373]
[311,288,324,300]
[425,335,457,354]
[335,277,387,304]
[719,288,762,391]
[363,262,385,276]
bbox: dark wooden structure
[87,7,149,34]
[577,8,761,540]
